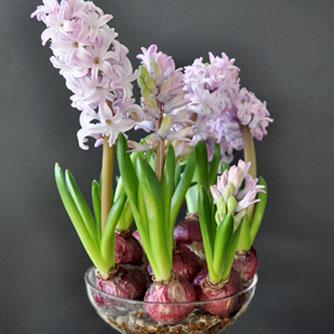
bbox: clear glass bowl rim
[84,266,258,306]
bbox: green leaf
[113,177,124,202]
[198,187,215,279]
[195,141,209,191]
[174,160,181,187]
[101,194,127,265]
[221,162,230,173]
[249,176,268,245]
[208,143,220,186]
[114,152,140,202]
[212,214,233,281]
[91,180,101,243]
[136,157,171,281]
[237,214,251,251]
[116,200,133,232]
[65,170,98,247]
[137,181,149,237]
[116,134,138,208]
[116,135,157,277]
[170,150,196,226]
[185,185,198,214]
[137,180,161,280]
[54,163,109,277]
[162,146,176,258]
[222,218,243,279]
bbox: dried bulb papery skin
[144,274,197,324]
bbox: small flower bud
[150,60,158,78]
[223,183,234,200]
[144,75,158,94]
[139,65,150,79]
[141,86,151,100]
[158,114,174,138]
[137,76,145,88]
[227,196,237,215]
[215,197,227,224]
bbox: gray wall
[1,0,333,333]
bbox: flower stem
[241,125,257,178]
[155,138,165,182]
[101,136,115,234]
[241,125,256,222]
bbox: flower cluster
[235,88,272,141]
[133,45,192,154]
[184,53,273,162]
[210,160,265,224]
[31,0,142,149]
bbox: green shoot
[54,163,127,278]
[198,186,243,283]
[117,134,195,281]
[186,142,221,213]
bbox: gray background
[0,0,333,333]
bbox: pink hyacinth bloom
[77,101,135,150]
[31,0,141,149]
[136,44,191,155]
[184,52,273,162]
[235,88,273,141]
[184,52,242,162]
[210,160,265,219]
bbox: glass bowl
[85,266,258,334]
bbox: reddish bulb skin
[146,243,199,281]
[94,266,146,306]
[232,247,258,284]
[132,230,141,244]
[192,266,208,288]
[173,243,200,281]
[197,270,244,316]
[144,276,197,324]
[173,215,202,244]
[114,233,143,265]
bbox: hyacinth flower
[209,159,267,285]
[195,189,244,317]
[181,52,272,248]
[183,52,242,164]
[117,134,197,324]
[135,44,192,181]
[182,53,240,217]
[194,155,265,315]
[184,52,273,178]
[32,0,146,298]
